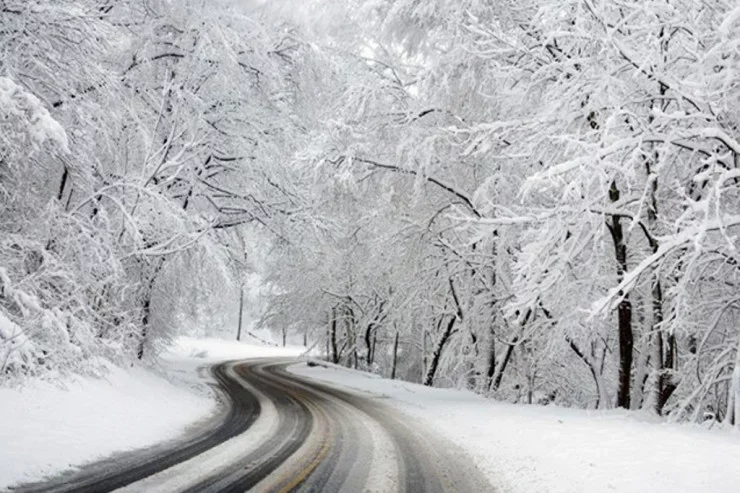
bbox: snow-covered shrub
[0,76,69,155]
[0,224,139,380]
[0,75,140,381]
[0,305,39,376]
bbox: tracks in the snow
[11,359,492,493]
[10,363,260,493]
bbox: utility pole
[236,286,244,341]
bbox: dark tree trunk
[391,330,399,380]
[646,67,675,414]
[423,315,456,386]
[137,301,149,360]
[365,324,374,366]
[491,336,517,391]
[371,331,377,367]
[423,278,463,387]
[330,308,339,364]
[644,156,676,414]
[607,180,634,409]
[137,278,156,360]
[365,300,384,367]
[236,287,244,341]
[492,308,531,391]
[136,259,166,360]
[568,338,606,409]
[57,165,69,202]
[486,329,497,390]
[485,235,499,391]
[657,308,678,413]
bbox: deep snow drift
[291,361,740,493]
[0,336,303,490]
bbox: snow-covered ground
[5,335,738,493]
[0,336,303,490]
[168,334,307,363]
[291,361,740,493]
[0,362,213,489]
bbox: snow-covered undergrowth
[0,336,302,490]
[291,362,740,493]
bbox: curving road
[12,359,492,493]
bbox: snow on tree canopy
[0,77,69,154]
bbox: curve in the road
[12,359,493,493]
[9,363,261,493]
[180,363,316,493]
[204,361,491,493]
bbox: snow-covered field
[291,361,740,493]
[0,336,302,490]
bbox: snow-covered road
[0,337,301,490]
[291,361,740,493]
[8,359,490,492]
[5,337,740,493]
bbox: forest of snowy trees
[2,0,740,424]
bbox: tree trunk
[371,331,377,367]
[423,315,456,386]
[423,278,463,387]
[137,295,150,360]
[654,280,677,413]
[421,325,428,383]
[325,331,330,361]
[57,165,69,202]
[608,180,634,409]
[137,274,158,360]
[136,257,167,360]
[568,338,609,409]
[330,307,339,364]
[486,327,496,390]
[491,336,517,391]
[391,330,399,380]
[727,348,740,427]
[236,286,244,341]
[492,309,531,392]
[644,70,676,414]
[365,323,374,366]
[485,233,499,390]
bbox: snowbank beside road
[0,363,215,489]
[291,361,740,493]
[0,336,303,490]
